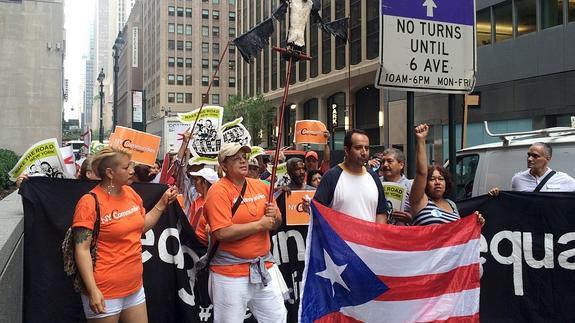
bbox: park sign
[375,0,477,93]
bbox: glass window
[321,1,331,74]
[454,154,479,200]
[177,40,184,50]
[213,43,220,54]
[229,27,236,37]
[366,1,379,59]
[350,0,362,65]
[229,44,236,54]
[213,10,220,19]
[202,9,209,19]
[185,58,192,68]
[202,76,209,86]
[168,6,175,16]
[186,8,192,17]
[212,94,220,104]
[541,0,564,28]
[185,41,192,51]
[212,59,219,68]
[570,0,575,22]
[229,60,235,70]
[229,77,236,87]
[168,57,175,67]
[202,42,209,53]
[177,93,184,103]
[494,1,513,42]
[202,59,209,68]
[335,0,346,69]
[168,23,175,33]
[168,40,175,50]
[213,0,219,3]
[229,12,236,21]
[177,7,184,17]
[177,75,184,85]
[186,93,193,103]
[303,99,319,120]
[177,57,184,67]
[310,19,318,78]
[168,74,175,85]
[229,0,235,4]
[186,75,193,85]
[476,8,492,46]
[213,26,220,37]
[168,92,175,103]
[202,26,209,36]
[186,25,192,35]
[516,0,536,36]
[177,24,184,34]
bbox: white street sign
[376,0,477,93]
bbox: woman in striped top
[409,124,485,226]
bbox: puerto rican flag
[299,201,481,323]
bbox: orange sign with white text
[285,190,315,226]
[294,120,328,145]
[109,126,161,166]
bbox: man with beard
[314,129,388,223]
[490,142,575,195]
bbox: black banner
[458,192,575,322]
[20,178,575,322]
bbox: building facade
[0,0,65,155]
[238,0,575,165]
[140,0,237,123]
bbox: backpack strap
[534,170,556,192]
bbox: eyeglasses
[227,153,248,163]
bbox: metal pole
[99,80,104,143]
[448,94,457,195]
[113,51,119,131]
[406,91,415,178]
[142,90,146,132]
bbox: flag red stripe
[375,264,480,301]
[314,311,363,323]
[313,201,481,251]
[424,312,480,323]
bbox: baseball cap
[248,157,259,168]
[217,143,252,164]
[189,168,219,184]
[305,151,318,160]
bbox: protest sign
[285,190,315,225]
[221,117,252,147]
[267,162,290,188]
[8,138,69,181]
[109,126,161,166]
[90,141,107,154]
[382,181,407,211]
[294,120,328,145]
[178,106,224,164]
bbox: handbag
[194,180,247,307]
[62,192,101,293]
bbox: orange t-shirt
[72,185,145,299]
[190,196,209,246]
[204,177,278,277]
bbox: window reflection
[516,0,536,36]
[541,0,563,29]
[494,1,513,42]
[476,8,492,46]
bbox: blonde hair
[90,147,131,179]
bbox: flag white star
[315,249,351,297]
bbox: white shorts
[81,286,146,319]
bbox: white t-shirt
[314,164,387,222]
[511,168,575,192]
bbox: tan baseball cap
[217,143,252,164]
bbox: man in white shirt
[314,129,388,223]
[490,142,575,194]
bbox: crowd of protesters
[23,122,561,322]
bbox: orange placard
[109,126,161,166]
[294,120,328,145]
[285,190,315,226]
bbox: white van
[453,122,575,199]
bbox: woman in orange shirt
[204,143,286,323]
[72,147,178,322]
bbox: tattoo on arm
[73,228,93,244]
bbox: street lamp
[112,31,125,131]
[97,68,105,143]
